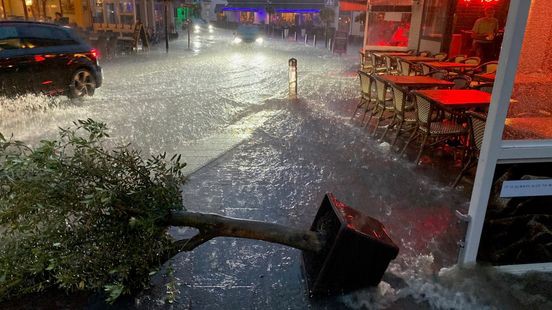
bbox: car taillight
[34,55,46,62]
[89,48,99,62]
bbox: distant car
[190,18,213,32]
[0,21,102,98]
[233,24,263,44]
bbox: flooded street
[1,29,551,309]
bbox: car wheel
[68,68,96,98]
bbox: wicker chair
[359,51,373,72]
[367,77,394,136]
[352,71,375,122]
[418,50,432,57]
[434,52,448,61]
[420,62,436,76]
[384,55,399,75]
[473,82,494,94]
[371,53,387,74]
[452,111,487,187]
[463,57,481,66]
[466,61,499,75]
[450,54,467,63]
[424,70,449,80]
[380,84,417,147]
[450,75,472,89]
[397,59,416,76]
[401,94,468,164]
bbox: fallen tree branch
[168,211,323,253]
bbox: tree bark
[167,211,323,254]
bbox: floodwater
[1,29,551,309]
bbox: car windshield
[237,25,259,35]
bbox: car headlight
[194,25,200,31]
[208,25,213,30]
[255,37,264,44]
[233,37,242,44]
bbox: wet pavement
[1,29,551,309]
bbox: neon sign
[462,0,499,3]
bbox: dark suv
[0,21,102,98]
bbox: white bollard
[289,58,297,99]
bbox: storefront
[361,0,552,272]
[1,0,90,27]
[222,0,335,30]
[460,0,552,273]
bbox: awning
[224,1,327,12]
[340,1,367,11]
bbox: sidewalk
[128,95,481,308]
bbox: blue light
[275,9,321,14]
[222,7,260,12]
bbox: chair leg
[360,98,373,123]
[372,106,386,136]
[380,115,396,142]
[415,134,429,164]
[400,128,418,156]
[391,120,404,147]
[452,156,474,188]
[352,97,366,120]
[364,102,378,128]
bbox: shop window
[421,0,453,41]
[502,0,552,140]
[240,12,254,23]
[366,11,411,47]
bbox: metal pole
[1,0,6,19]
[187,20,190,49]
[294,31,297,41]
[313,34,316,47]
[304,34,307,45]
[164,0,168,53]
[58,0,63,15]
[21,0,28,20]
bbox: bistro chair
[449,54,467,63]
[449,75,472,89]
[401,93,468,164]
[463,57,481,66]
[420,62,436,76]
[380,84,417,147]
[433,52,448,61]
[384,55,399,75]
[371,53,387,74]
[473,82,494,94]
[466,61,499,75]
[367,77,394,136]
[452,111,487,187]
[352,71,375,122]
[418,50,432,57]
[360,51,373,72]
[424,70,449,80]
[397,59,416,76]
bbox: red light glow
[34,55,46,62]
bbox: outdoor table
[376,74,454,89]
[397,56,439,63]
[421,62,478,71]
[504,117,552,139]
[413,89,491,110]
[473,72,496,83]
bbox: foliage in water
[0,119,186,302]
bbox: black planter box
[302,193,399,295]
